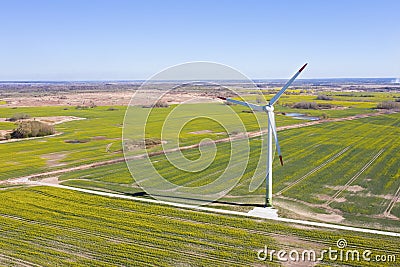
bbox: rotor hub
[264,105,274,112]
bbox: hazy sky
[1,0,399,80]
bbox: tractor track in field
[17,183,400,237]
[325,149,385,206]
[384,184,400,217]
[0,213,252,266]
[1,111,392,186]
[276,146,351,196]
[0,253,41,267]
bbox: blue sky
[0,0,399,80]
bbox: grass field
[0,93,400,228]
[59,113,400,230]
[0,106,126,180]
[0,91,392,181]
[1,91,399,266]
[0,186,398,266]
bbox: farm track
[276,146,351,195]
[3,111,391,185]
[22,182,400,237]
[326,149,385,206]
[384,184,400,217]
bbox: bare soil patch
[92,136,107,140]
[189,130,213,134]
[41,153,67,167]
[334,197,346,203]
[0,130,10,136]
[1,90,214,107]
[316,194,331,201]
[275,198,344,223]
[39,177,60,185]
[0,116,85,125]
[326,185,365,193]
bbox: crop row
[0,187,399,266]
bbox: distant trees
[377,101,400,110]
[76,101,97,109]
[316,94,333,101]
[142,101,169,108]
[124,138,162,151]
[7,113,31,122]
[10,121,55,139]
[292,101,335,110]
[153,101,169,108]
[293,102,318,109]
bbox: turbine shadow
[126,191,264,207]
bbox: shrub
[10,121,55,139]
[142,101,169,108]
[76,101,97,110]
[64,139,90,144]
[7,113,31,122]
[377,101,400,110]
[316,94,333,101]
[321,113,329,119]
[153,101,169,108]
[75,105,89,110]
[124,138,162,151]
[317,103,334,109]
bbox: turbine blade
[269,63,308,106]
[268,112,283,166]
[218,96,264,112]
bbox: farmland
[1,87,400,265]
[2,89,398,181]
[57,112,400,231]
[0,186,398,266]
[0,103,349,181]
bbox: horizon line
[0,77,398,83]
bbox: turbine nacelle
[264,105,274,112]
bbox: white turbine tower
[219,63,307,208]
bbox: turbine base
[248,207,279,219]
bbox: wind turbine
[218,63,307,207]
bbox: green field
[2,93,397,226]
[0,186,398,266]
[1,91,399,266]
[1,91,392,181]
[58,113,400,230]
